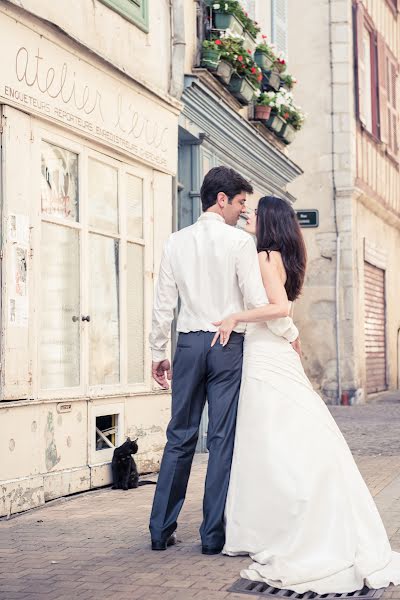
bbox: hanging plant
[280,72,297,90]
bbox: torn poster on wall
[9,214,29,327]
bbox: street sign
[296,209,319,228]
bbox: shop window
[40,223,81,389]
[39,136,148,396]
[40,143,81,390]
[96,414,118,450]
[98,0,149,32]
[88,158,120,386]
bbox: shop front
[0,7,179,516]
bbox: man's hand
[152,359,172,390]
[291,337,302,357]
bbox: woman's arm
[212,251,289,346]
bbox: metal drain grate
[228,579,386,599]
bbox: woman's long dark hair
[256,196,307,301]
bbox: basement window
[96,414,118,450]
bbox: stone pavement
[1,392,400,600]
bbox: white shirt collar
[198,212,225,224]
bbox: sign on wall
[0,11,178,174]
[296,209,319,228]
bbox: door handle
[81,315,91,322]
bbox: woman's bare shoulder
[258,250,286,281]
[258,250,283,266]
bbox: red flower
[245,11,248,16]
[257,73,262,81]
[215,39,222,45]
[238,55,243,62]
[279,59,286,64]
[283,112,289,119]
[262,34,267,39]
[251,67,257,74]
[247,49,252,54]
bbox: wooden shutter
[98,0,148,32]
[377,33,389,144]
[388,58,399,158]
[354,1,366,125]
[271,0,288,57]
[364,262,387,394]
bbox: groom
[149,166,299,554]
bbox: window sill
[359,121,381,145]
[384,0,399,17]
[0,389,170,409]
[357,121,399,168]
[385,148,400,168]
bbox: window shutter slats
[377,33,389,145]
[355,1,366,125]
[389,61,399,157]
[272,0,288,58]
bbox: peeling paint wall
[0,393,171,517]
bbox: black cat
[111,437,156,490]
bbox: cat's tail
[138,480,157,486]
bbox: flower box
[228,74,256,104]
[201,48,221,70]
[274,61,286,74]
[262,70,281,92]
[214,12,244,36]
[279,122,296,144]
[214,59,235,85]
[254,105,272,121]
[254,51,274,71]
[266,112,286,135]
[243,31,257,54]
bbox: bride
[212,195,400,594]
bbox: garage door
[364,262,387,394]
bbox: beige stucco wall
[287,0,399,401]
[287,0,357,401]
[5,0,173,99]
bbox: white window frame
[31,121,154,400]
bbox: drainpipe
[328,0,342,405]
[169,0,186,99]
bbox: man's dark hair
[200,166,253,212]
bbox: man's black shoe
[201,545,223,555]
[151,532,177,551]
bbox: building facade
[1,0,304,515]
[287,0,400,402]
[0,0,181,516]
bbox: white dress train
[223,322,400,594]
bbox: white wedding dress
[223,320,400,593]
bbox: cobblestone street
[1,392,400,600]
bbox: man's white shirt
[150,212,298,362]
